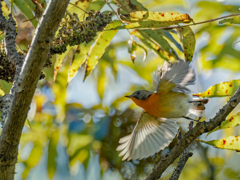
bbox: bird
[116,60,208,161]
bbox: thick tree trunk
[0,1,69,179]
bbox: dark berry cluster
[50,10,112,55]
[0,50,15,83]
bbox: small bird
[116,60,208,161]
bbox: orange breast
[131,91,190,118]
[131,93,165,117]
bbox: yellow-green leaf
[178,27,195,62]
[193,80,240,98]
[68,0,92,20]
[22,142,44,179]
[67,43,92,84]
[47,129,60,180]
[207,112,240,136]
[14,0,38,28]
[219,16,240,25]
[24,119,31,129]
[84,20,121,80]
[198,136,240,151]
[0,80,12,95]
[54,47,74,81]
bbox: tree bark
[0,1,69,179]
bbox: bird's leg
[182,116,199,122]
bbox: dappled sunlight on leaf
[207,112,240,136]
[193,80,240,98]
[198,136,240,152]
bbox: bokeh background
[1,0,240,179]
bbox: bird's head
[125,90,153,101]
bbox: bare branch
[168,122,194,180]
[146,86,240,180]
[0,0,69,179]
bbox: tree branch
[146,86,240,180]
[168,122,194,180]
[0,1,69,179]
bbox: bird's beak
[125,95,131,98]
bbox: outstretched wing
[157,60,195,94]
[116,112,179,161]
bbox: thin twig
[115,13,240,31]
[168,122,194,180]
[152,13,240,30]
[106,1,133,37]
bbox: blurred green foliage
[1,0,240,179]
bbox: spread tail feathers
[188,98,209,119]
[116,112,179,161]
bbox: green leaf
[132,30,175,61]
[47,129,60,180]
[114,0,147,13]
[219,16,240,25]
[87,0,105,11]
[0,80,12,95]
[14,0,38,28]
[193,80,240,98]
[67,43,92,84]
[83,20,121,80]
[177,27,195,62]
[198,136,240,151]
[207,112,240,136]
[140,29,177,59]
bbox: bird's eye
[136,91,140,95]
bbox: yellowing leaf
[125,11,192,22]
[193,80,240,98]
[67,44,92,84]
[178,27,195,62]
[199,136,240,151]
[22,142,44,179]
[54,47,74,81]
[2,1,10,18]
[84,20,121,80]
[111,11,192,30]
[0,89,4,96]
[207,112,240,136]
[68,0,92,20]
[219,16,240,25]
